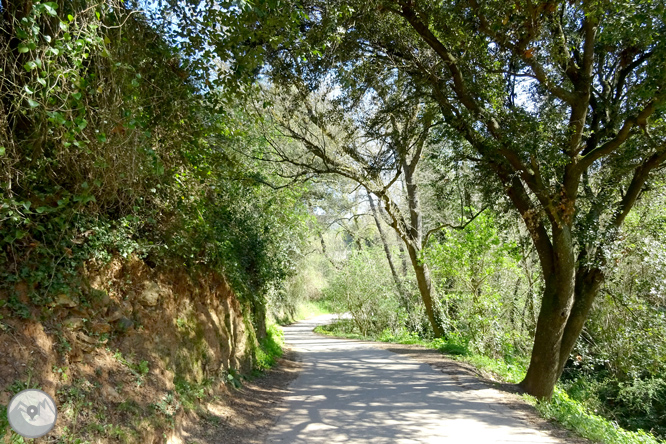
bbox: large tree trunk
[519,274,572,398]
[405,242,443,338]
[520,226,575,398]
[557,266,604,374]
[519,227,604,399]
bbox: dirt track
[265,315,587,444]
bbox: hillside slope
[1,255,258,443]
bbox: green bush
[174,376,211,411]
[432,335,469,356]
[562,376,666,439]
[323,248,402,337]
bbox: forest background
[1,0,666,443]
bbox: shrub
[323,248,402,337]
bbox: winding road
[266,315,568,444]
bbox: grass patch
[314,323,365,340]
[527,388,663,444]
[294,299,333,321]
[458,353,526,384]
[174,377,211,411]
[315,320,665,444]
[255,323,284,371]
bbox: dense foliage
[2,0,666,441]
[303,181,666,440]
[163,0,666,400]
[0,1,308,335]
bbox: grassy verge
[272,299,334,325]
[294,300,333,321]
[315,321,664,444]
[528,389,663,444]
[255,323,285,371]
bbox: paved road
[266,315,564,444]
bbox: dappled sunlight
[267,315,562,443]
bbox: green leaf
[0,146,5,156]
[18,44,30,53]
[36,206,48,214]
[72,92,82,101]
[27,98,39,108]
[67,14,74,22]
[43,3,58,16]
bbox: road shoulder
[180,348,302,444]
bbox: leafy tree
[169,0,666,399]
[426,212,525,356]
[324,247,402,337]
[0,0,308,340]
[247,81,484,337]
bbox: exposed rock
[91,321,112,334]
[139,281,161,307]
[63,317,85,330]
[89,289,110,311]
[107,310,123,323]
[1,255,255,444]
[102,385,123,403]
[77,332,98,345]
[69,348,83,362]
[69,308,89,318]
[80,342,96,353]
[56,293,78,308]
[115,316,134,333]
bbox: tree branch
[423,205,488,247]
[575,92,665,174]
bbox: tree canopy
[2,0,666,439]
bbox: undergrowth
[528,388,663,444]
[254,323,285,371]
[315,320,665,444]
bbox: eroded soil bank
[180,349,301,444]
[0,255,262,443]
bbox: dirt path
[180,349,302,444]
[266,315,588,444]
